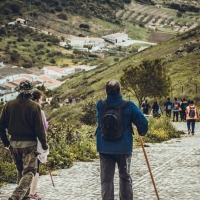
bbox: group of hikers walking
[0,79,198,200]
[142,97,199,135]
[164,97,191,122]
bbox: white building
[155,4,162,8]
[70,36,104,49]
[0,92,18,103]
[37,75,54,83]
[8,22,16,26]
[59,42,67,47]
[42,66,75,77]
[43,80,63,90]
[102,33,128,44]
[0,82,18,103]
[16,18,27,25]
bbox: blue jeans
[187,119,196,134]
[99,153,133,200]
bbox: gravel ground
[1,122,200,200]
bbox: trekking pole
[138,135,160,200]
[46,162,55,187]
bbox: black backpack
[189,106,195,118]
[100,100,129,141]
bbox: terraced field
[116,2,200,34]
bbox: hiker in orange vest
[185,100,199,135]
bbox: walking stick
[46,162,55,187]
[138,135,160,200]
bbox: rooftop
[5,82,18,88]
[14,78,27,84]
[0,66,32,77]
[44,80,62,87]
[38,75,52,81]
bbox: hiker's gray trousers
[99,153,133,200]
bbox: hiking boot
[191,133,194,136]
[30,193,41,200]
[188,130,190,135]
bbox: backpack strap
[101,100,109,122]
[101,99,108,110]
[101,100,129,118]
[119,100,134,135]
[118,100,129,109]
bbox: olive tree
[121,59,171,106]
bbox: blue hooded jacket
[96,94,148,154]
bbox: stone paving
[1,122,200,200]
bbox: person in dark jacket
[181,98,188,121]
[96,80,148,200]
[164,98,173,118]
[141,99,151,115]
[0,81,48,200]
[152,101,162,118]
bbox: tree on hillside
[120,59,171,106]
[170,3,180,10]
[9,3,21,13]
[177,12,183,18]
[80,100,97,126]
[79,24,90,31]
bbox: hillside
[49,26,200,123]
[1,0,199,40]
[0,0,131,24]
[117,1,200,35]
[0,0,151,41]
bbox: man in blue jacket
[96,80,148,200]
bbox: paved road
[1,122,200,200]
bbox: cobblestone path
[1,122,200,200]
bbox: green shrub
[0,144,16,185]
[46,123,97,169]
[57,13,67,20]
[50,58,56,64]
[50,97,60,108]
[0,123,98,185]
[80,99,97,126]
[142,116,182,143]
